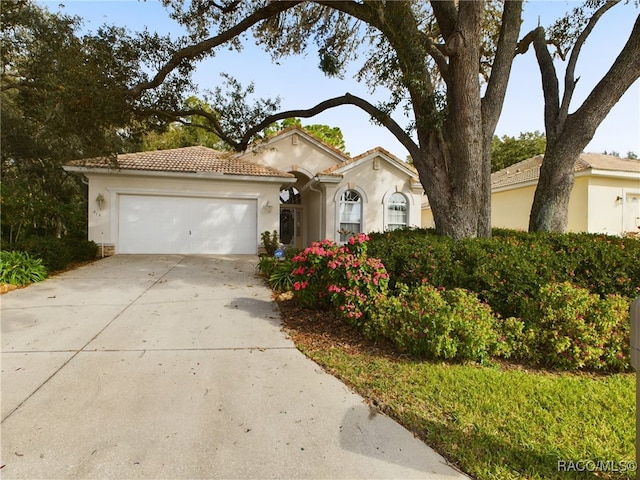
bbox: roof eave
[63,166,296,183]
[585,168,640,180]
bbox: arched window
[280,186,301,204]
[338,190,362,243]
[386,192,408,230]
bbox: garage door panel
[118,195,257,254]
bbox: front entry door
[280,207,303,248]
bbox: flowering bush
[290,234,389,326]
[369,283,498,363]
[520,282,631,371]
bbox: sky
[40,0,640,160]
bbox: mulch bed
[275,293,402,360]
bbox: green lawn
[298,343,635,479]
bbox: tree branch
[140,107,241,148]
[145,93,421,159]
[237,93,420,158]
[560,0,620,125]
[127,1,302,97]
[530,26,561,143]
[566,13,640,145]
[419,31,449,79]
[430,0,458,40]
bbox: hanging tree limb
[236,93,421,158]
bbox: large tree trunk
[528,144,578,232]
[441,4,484,239]
[411,1,485,240]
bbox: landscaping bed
[278,297,636,480]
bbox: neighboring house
[64,127,423,255]
[421,153,640,236]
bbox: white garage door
[118,195,257,254]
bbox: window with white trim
[338,190,362,242]
[386,192,408,230]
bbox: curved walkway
[1,255,467,479]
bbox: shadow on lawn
[409,419,608,480]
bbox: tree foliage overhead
[3,0,637,242]
[263,118,348,153]
[0,0,143,241]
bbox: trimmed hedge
[11,237,98,272]
[367,228,640,318]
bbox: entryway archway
[280,185,303,248]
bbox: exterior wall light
[96,193,106,210]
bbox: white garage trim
[117,193,258,254]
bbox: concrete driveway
[1,255,467,479]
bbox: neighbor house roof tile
[66,146,294,178]
[491,153,640,189]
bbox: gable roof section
[491,153,640,189]
[244,126,351,164]
[323,146,419,179]
[65,146,294,178]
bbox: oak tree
[133,0,525,239]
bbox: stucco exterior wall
[421,204,435,229]
[424,173,638,236]
[336,157,422,238]
[86,172,282,251]
[490,184,536,231]
[239,132,342,177]
[566,176,588,233]
[489,177,589,232]
[586,175,640,235]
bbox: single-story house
[421,153,640,236]
[64,127,423,255]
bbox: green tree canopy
[0,0,142,241]
[491,131,546,172]
[128,1,527,239]
[138,96,228,151]
[263,118,347,153]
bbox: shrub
[257,256,296,292]
[368,229,640,317]
[370,283,498,363]
[12,237,98,272]
[492,316,529,360]
[269,259,295,292]
[256,255,279,278]
[290,239,339,309]
[520,282,631,371]
[0,251,48,286]
[260,230,280,256]
[290,234,389,325]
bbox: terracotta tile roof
[575,153,640,173]
[491,153,640,189]
[66,146,294,178]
